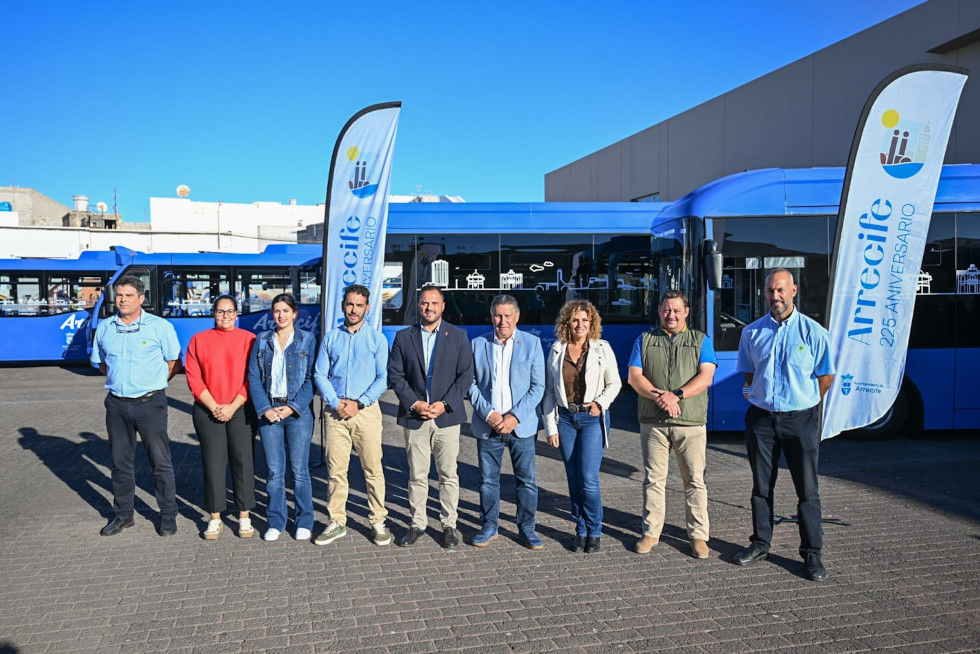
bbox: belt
[110,391,158,403]
[754,405,813,416]
[563,403,592,414]
[271,397,288,404]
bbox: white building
[0,192,464,259]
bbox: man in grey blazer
[468,295,546,549]
[388,285,474,549]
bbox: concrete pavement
[1,365,979,653]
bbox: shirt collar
[767,306,799,327]
[111,311,144,327]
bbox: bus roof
[384,201,666,233]
[0,249,123,271]
[655,164,980,220]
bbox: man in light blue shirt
[90,275,181,537]
[734,269,835,581]
[313,285,390,546]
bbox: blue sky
[4,0,923,221]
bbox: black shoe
[442,527,460,549]
[570,536,586,552]
[734,543,769,566]
[100,516,134,536]
[398,526,424,547]
[158,514,177,537]
[583,536,601,553]
[804,554,828,582]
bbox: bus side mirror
[703,239,723,291]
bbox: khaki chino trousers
[639,422,709,541]
[325,403,388,526]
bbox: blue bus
[0,249,132,362]
[91,202,665,373]
[650,164,980,437]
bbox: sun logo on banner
[840,373,854,396]
[346,146,379,198]
[879,109,930,179]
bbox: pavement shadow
[17,427,200,525]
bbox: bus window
[415,234,498,325]
[298,265,321,306]
[0,274,41,316]
[381,262,404,311]
[956,212,980,348]
[238,269,291,314]
[710,216,832,351]
[500,234,592,325]
[652,217,702,327]
[46,275,104,314]
[161,269,230,317]
[382,234,416,325]
[592,236,657,325]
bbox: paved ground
[1,365,979,653]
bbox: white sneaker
[204,518,223,540]
[263,528,281,541]
[238,517,254,538]
[295,527,312,541]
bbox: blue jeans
[558,409,605,537]
[476,433,538,532]
[259,411,314,531]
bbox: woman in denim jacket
[247,293,317,542]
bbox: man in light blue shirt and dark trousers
[91,275,182,537]
[734,269,835,581]
[313,284,391,546]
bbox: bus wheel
[842,383,920,441]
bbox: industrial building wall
[544,0,980,203]
[0,187,72,226]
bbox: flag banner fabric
[821,66,967,440]
[320,102,401,333]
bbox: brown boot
[635,535,659,554]
[691,538,709,559]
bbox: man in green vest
[627,290,717,559]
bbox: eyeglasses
[115,320,141,334]
[215,309,238,317]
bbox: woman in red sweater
[185,294,258,539]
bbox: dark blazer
[388,321,474,429]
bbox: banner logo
[347,146,379,198]
[879,109,929,179]
[840,373,853,396]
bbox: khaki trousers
[640,422,709,540]
[326,403,387,525]
[404,421,460,530]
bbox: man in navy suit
[468,295,546,549]
[388,285,474,549]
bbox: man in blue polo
[734,268,835,581]
[91,275,182,537]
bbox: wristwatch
[673,388,685,399]
[356,400,365,410]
